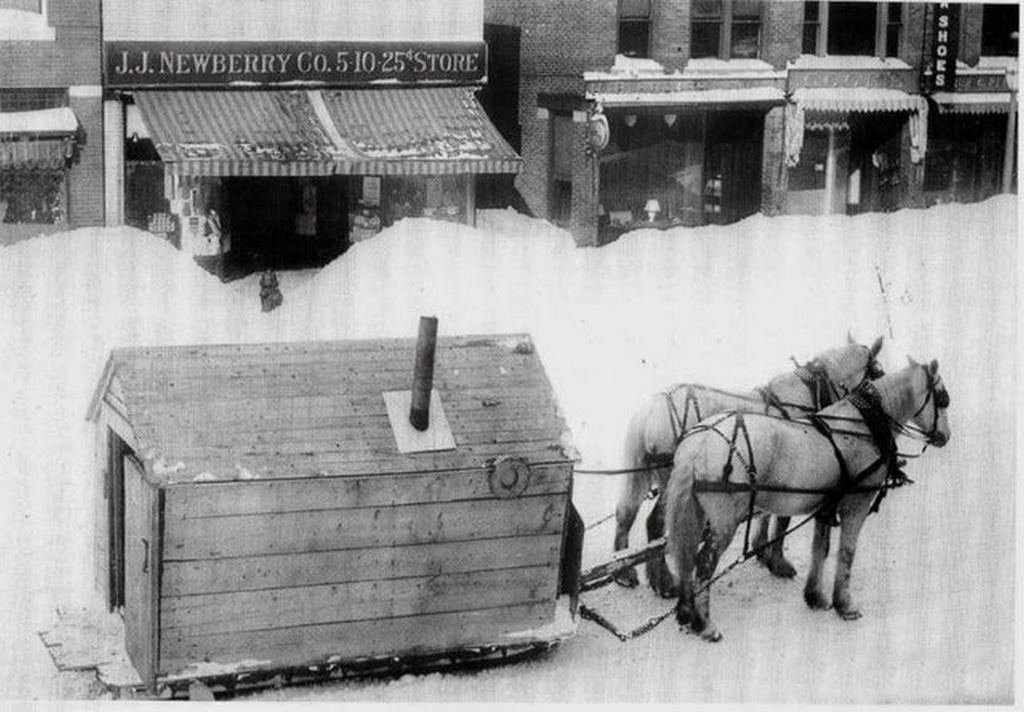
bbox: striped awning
[133,91,347,177]
[319,87,521,175]
[0,137,74,170]
[134,88,521,177]
[792,88,925,114]
[931,92,1013,115]
[0,108,78,170]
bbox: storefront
[785,59,928,217]
[102,1,520,276]
[583,61,786,244]
[923,66,1016,207]
[0,107,79,238]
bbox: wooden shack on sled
[87,327,583,694]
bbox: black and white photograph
[0,0,1018,704]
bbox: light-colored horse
[615,336,884,593]
[665,358,950,641]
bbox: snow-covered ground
[0,197,1017,703]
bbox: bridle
[795,346,886,409]
[894,366,949,448]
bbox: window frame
[617,0,653,59]
[803,1,905,58]
[690,0,763,60]
[980,3,1019,57]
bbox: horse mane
[872,365,920,422]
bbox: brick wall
[958,3,984,67]
[761,105,787,215]
[2,0,104,229]
[761,0,803,69]
[67,94,104,226]
[650,1,688,71]
[486,0,617,229]
[0,0,101,87]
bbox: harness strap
[756,385,792,419]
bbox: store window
[0,0,53,40]
[1,171,64,224]
[691,0,762,60]
[618,0,652,58]
[981,3,1019,57]
[789,132,829,192]
[802,1,903,57]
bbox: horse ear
[870,336,883,357]
[929,359,939,374]
[847,331,856,345]
[907,355,919,367]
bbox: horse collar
[847,381,898,462]
[795,359,835,409]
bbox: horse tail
[664,447,706,601]
[613,409,656,550]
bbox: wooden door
[123,455,160,688]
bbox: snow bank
[0,196,1016,702]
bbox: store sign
[924,3,959,93]
[105,41,487,88]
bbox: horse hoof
[675,607,692,628]
[769,559,797,579]
[614,569,639,588]
[804,589,830,610]
[701,628,723,643]
[836,607,862,621]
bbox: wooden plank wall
[157,463,572,674]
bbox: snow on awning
[786,88,929,168]
[0,108,78,170]
[791,88,924,114]
[318,87,522,175]
[134,88,521,178]
[134,91,351,177]
[931,92,1013,115]
[0,107,78,136]
[589,86,785,109]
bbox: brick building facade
[1,0,103,244]
[485,1,1018,246]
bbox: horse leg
[751,514,769,562]
[645,493,679,598]
[690,509,740,642]
[763,516,797,579]
[612,471,647,587]
[832,507,870,620]
[803,518,832,610]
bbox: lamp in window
[624,114,637,128]
[643,198,661,221]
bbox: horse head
[905,357,951,447]
[815,335,885,396]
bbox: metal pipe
[409,316,438,431]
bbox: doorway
[849,113,904,213]
[106,430,132,611]
[704,111,764,225]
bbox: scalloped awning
[786,88,929,167]
[0,108,79,169]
